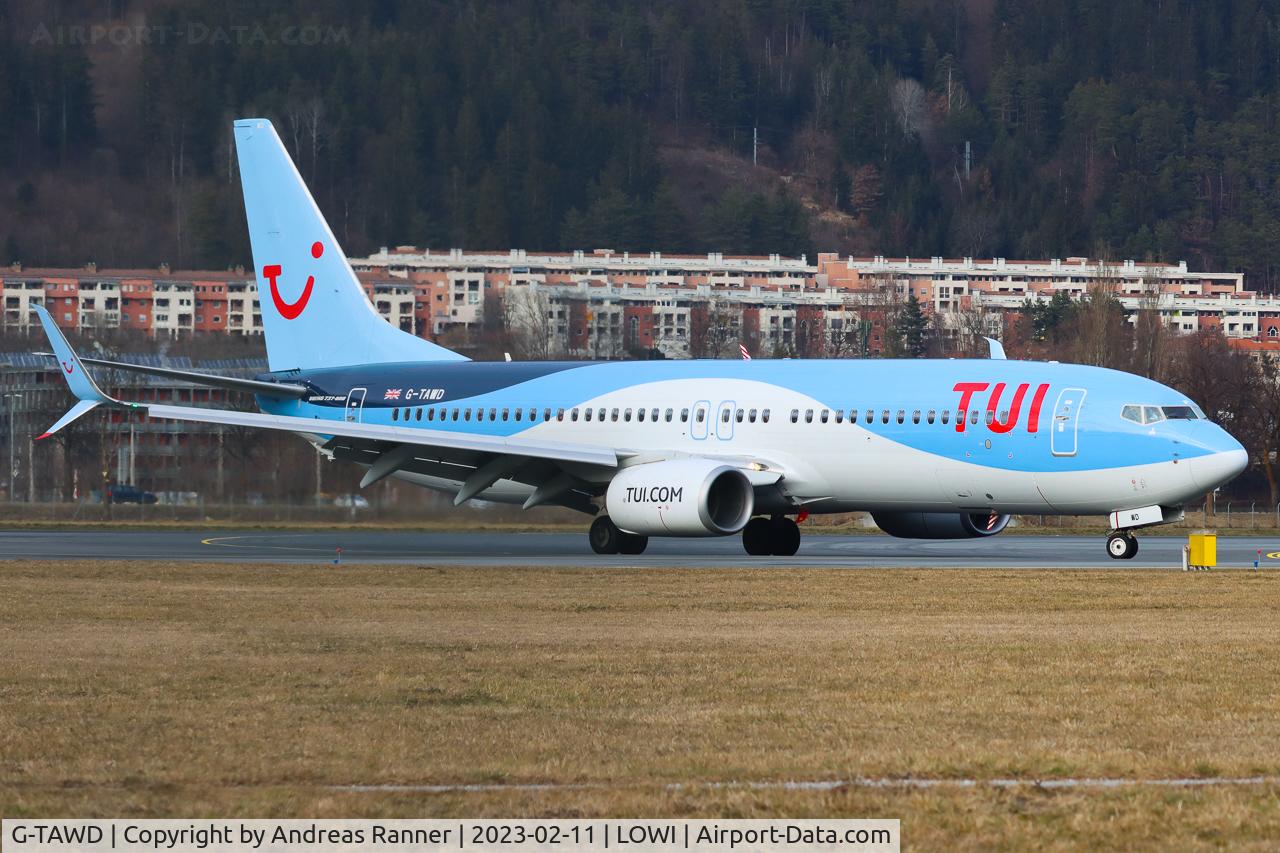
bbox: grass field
[3,562,1280,849]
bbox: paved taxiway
[0,530,1276,567]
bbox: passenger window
[865,410,873,424]
[557,408,565,421]
[637,408,646,422]
[896,410,905,424]
[529,408,537,421]
[941,410,949,425]
[452,408,460,421]
[984,410,994,425]
[762,409,771,423]
[926,410,935,424]
[805,409,815,423]
[790,409,800,423]
[735,408,744,423]
[392,408,399,421]
[583,408,592,422]
[514,409,522,422]
[680,408,689,422]
[427,408,435,421]
[416,408,423,422]
[598,408,606,421]
[695,408,705,423]
[835,409,844,423]
[748,408,758,423]
[465,408,473,421]
[969,409,979,425]
[820,409,829,423]
[651,408,659,421]
[849,409,858,423]
[543,408,551,421]
[624,409,632,422]
[912,410,921,424]
[501,408,509,421]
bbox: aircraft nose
[1190,444,1248,491]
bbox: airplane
[33,118,1248,560]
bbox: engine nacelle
[872,511,1011,539]
[607,459,754,537]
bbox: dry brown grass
[3,562,1280,849]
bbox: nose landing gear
[1106,531,1139,560]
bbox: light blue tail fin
[233,118,467,371]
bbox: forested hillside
[5,0,1280,287]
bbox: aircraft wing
[30,306,618,471]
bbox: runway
[0,529,1277,567]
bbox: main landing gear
[742,515,801,557]
[1106,531,1139,560]
[589,515,648,555]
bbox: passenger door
[344,387,367,423]
[1050,388,1086,456]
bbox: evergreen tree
[894,295,929,358]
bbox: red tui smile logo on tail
[262,241,323,319]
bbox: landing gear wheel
[589,516,621,555]
[742,517,772,555]
[617,531,649,555]
[1106,532,1138,560]
[769,516,801,557]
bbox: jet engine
[871,511,1011,539]
[607,459,754,536]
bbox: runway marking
[333,776,1280,794]
[201,534,343,553]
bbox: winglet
[37,399,101,440]
[985,337,1007,360]
[32,305,126,438]
[33,305,113,403]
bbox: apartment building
[0,250,1265,358]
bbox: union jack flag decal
[383,388,402,400]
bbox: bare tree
[503,286,557,360]
[689,300,743,359]
[1132,269,1167,380]
[1067,258,1129,369]
[890,78,928,140]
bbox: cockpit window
[1123,403,1204,424]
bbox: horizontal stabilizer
[35,352,308,398]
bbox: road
[0,530,1274,568]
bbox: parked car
[106,484,158,504]
[333,493,370,509]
